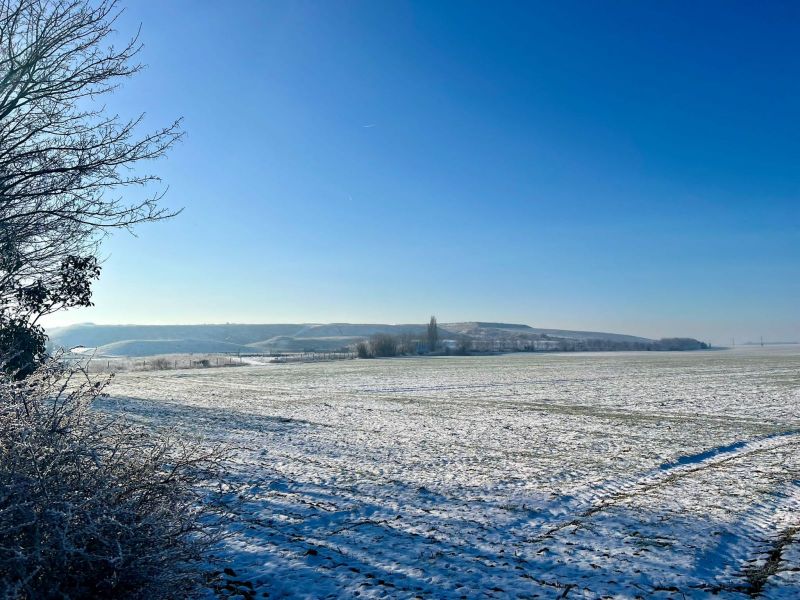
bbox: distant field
[104,347,800,598]
[66,351,355,372]
[67,352,247,372]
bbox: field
[104,347,800,599]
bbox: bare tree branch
[0,0,182,317]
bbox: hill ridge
[45,321,675,356]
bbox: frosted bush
[0,359,230,599]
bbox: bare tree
[369,333,398,357]
[355,341,370,358]
[397,331,418,355]
[427,315,438,353]
[0,4,234,597]
[0,0,182,368]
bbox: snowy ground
[105,347,800,599]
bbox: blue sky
[45,0,799,344]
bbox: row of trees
[356,316,449,358]
[356,333,415,358]
[509,336,709,353]
[356,331,709,359]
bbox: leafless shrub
[356,342,370,359]
[369,334,398,357]
[0,358,232,599]
[150,357,170,370]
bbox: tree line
[508,336,709,353]
[355,328,708,358]
[355,315,455,358]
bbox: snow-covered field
[105,347,800,599]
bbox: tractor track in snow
[527,430,800,544]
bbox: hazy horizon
[40,0,799,347]
[43,317,796,347]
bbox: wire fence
[63,351,357,373]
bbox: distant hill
[290,323,431,339]
[444,322,652,344]
[47,323,306,350]
[248,336,368,353]
[47,321,703,357]
[95,339,254,357]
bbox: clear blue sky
[45,0,799,344]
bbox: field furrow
[106,347,800,598]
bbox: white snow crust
[105,347,800,598]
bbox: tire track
[526,430,800,544]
